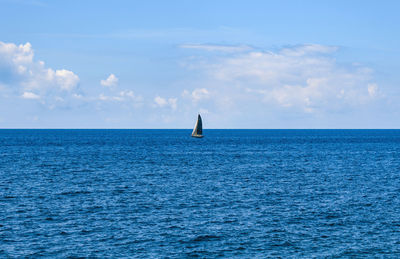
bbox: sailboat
[191,114,203,138]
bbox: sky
[0,0,399,128]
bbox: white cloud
[119,90,135,99]
[55,69,80,90]
[98,90,143,104]
[0,41,80,93]
[191,88,210,101]
[21,91,40,99]
[73,93,83,99]
[154,96,168,107]
[368,83,378,97]
[0,42,144,111]
[279,44,338,56]
[180,44,252,52]
[154,96,177,110]
[182,88,210,103]
[188,44,380,113]
[100,74,118,87]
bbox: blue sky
[0,0,399,128]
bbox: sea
[1,129,400,258]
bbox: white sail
[191,119,199,136]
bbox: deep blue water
[1,129,400,258]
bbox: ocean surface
[1,129,400,258]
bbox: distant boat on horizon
[191,114,203,138]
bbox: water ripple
[0,129,400,257]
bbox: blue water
[1,130,400,257]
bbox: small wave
[271,241,294,247]
[86,205,103,212]
[223,219,238,223]
[113,189,125,194]
[80,229,92,235]
[58,190,91,196]
[325,213,340,219]
[192,235,221,242]
[167,225,183,230]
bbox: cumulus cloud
[154,96,177,110]
[154,96,167,106]
[100,74,118,87]
[98,90,142,103]
[55,69,80,90]
[0,41,79,93]
[189,44,380,113]
[119,90,136,99]
[21,91,40,99]
[191,88,210,101]
[367,83,378,97]
[182,88,210,103]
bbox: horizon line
[0,128,399,130]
